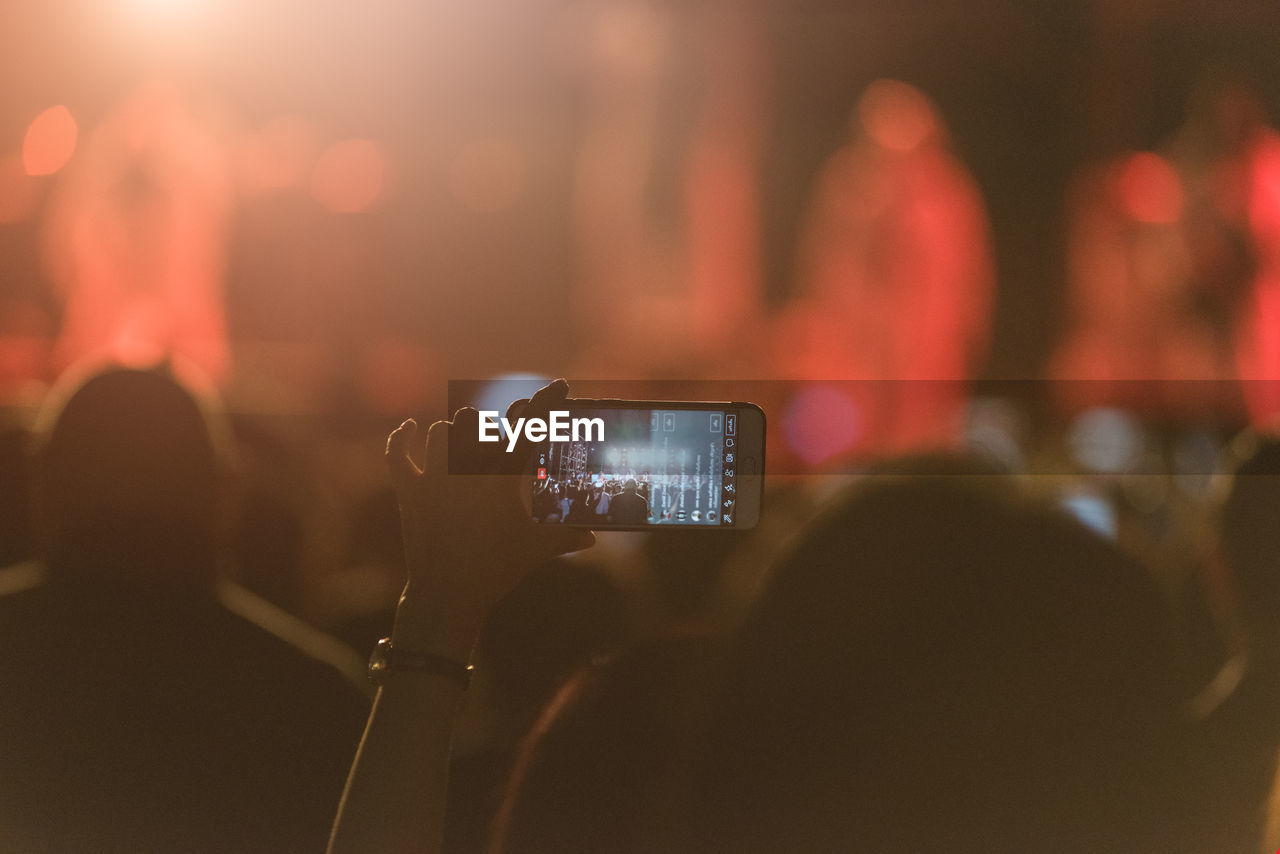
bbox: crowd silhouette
[1,368,1280,852]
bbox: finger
[386,419,423,488]
[504,378,568,423]
[505,398,530,423]
[527,377,570,417]
[452,406,480,438]
[423,418,451,476]
[504,379,569,474]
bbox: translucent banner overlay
[444,379,1280,477]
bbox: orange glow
[310,139,387,213]
[0,155,39,223]
[23,105,78,176]
[447,138,527,214]
[1111,152,1183,224]
[42,82,233,383]
[241,115,318,192]
[859,80,938,152]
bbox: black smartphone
[518,399,764,530]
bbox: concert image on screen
[530,407,736,527]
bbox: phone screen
[529,405,745,527]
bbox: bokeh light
[1066,407,1144,474]
[470,373,553,416]
[782,385,861,466]
[1111,151,1183,224]
[22,105,78,177]
[859,79,937,152]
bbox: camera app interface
[531,408,739,527]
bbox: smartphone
[524,399,764,530]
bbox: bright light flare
[23,105,78,176]
[117,0,212,28]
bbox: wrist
[391,585,488,665]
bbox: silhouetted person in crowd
[327,387,1205,854]
[444,559,628,854]
[684,460,1200,854]
[488,635,714,854]
[608,478,648,525]
[0,362,370,853]
[0,426,33,567]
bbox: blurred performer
[783,79,995,453]
[1050,147,1212,410]
[43,82,233,384]
[681,4,770,367]
[1053,77,1280,422]
[569,1,676,376]
[569,2,768,376]
[1233,95,1280,426]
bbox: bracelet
[368,638,474,689]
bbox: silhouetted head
[623,479,638,493]
[694,462,1187,853]
[643,529,736,624]
[1217,431,1280,654]
[490,636,712,854]
[475,559,628,733]
[32,361,232,589]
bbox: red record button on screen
[537,468,547,480]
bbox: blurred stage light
[963,397,1025,472]
[782,385,861,466]
[1059,488,1118,540]
[471,373,552,416]
[1066,407,1144,474]
[116,0,211,28]
[1111,152,1182,224]
[311,139,388,213]
[447,137,527,214]
[859,79,937,152]
[22,106,78,177]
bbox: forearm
[328,591,484,854]
[336,385,591,852]
[327,676,463,854]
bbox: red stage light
[23,105,78,177]
[1112,151,1183,224]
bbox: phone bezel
[523,398,764,531]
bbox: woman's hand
[384,379,595,661]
